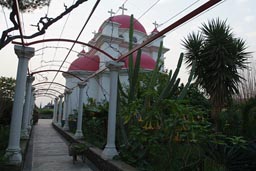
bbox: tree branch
[0,0,88,50]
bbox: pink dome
[99,15,147,34]
[68,55,99,71]
[123,53,156,70]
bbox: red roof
[99,15,147,34]
[68,55,99,71]
[151,27,159,34]
[123,53,156,70]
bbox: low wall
[0,129,32,171]
[52,123,137,171]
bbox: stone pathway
[24,119,93,171]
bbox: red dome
[99,15,147,34]
[151,28,159,34]
[68,55,99,71]
[123,53,156,70]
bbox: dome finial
[153,21,159,29]
[92,30,97,38]
[108,9,115,17]
[119,4,127,15]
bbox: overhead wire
[116,0,202,56]
[50,0,76,69]
[158,0,200,28]
[47,0,101,92]
[40,0,51,67]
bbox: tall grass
[234,62,256,102]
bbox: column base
[57,122,62,127]
[63,123,69,131]
[74,130,84,139]
[101,145,118,160]
[20,129,29,140]
[5,148,22,165]
[27,125,32,131]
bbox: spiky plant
[182,18,250,129]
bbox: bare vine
[0,0,88,49]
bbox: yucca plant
[182,18,251,129]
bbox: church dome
[68,55,100,71]
[99,15,147,34]
[123,53,156,70]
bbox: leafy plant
[0,125,9,162]
[182,18,251,129]
[201,135,256,171]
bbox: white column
[57,95,64,126]
[53,97,58,123]
[74,83,86,139]
[62,92,67,121]
[102,61,123,160]
[28,89,35,127]
[63,89,72,131]
[21,76,35,139]
[5,45,34,164]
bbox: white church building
[63,13,169,114]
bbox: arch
[35,88,63,95]
[13,38,116,60]
[35,95,55,100]
[33,82,71,90]
[35,92,59,98]
[31,70,83,81]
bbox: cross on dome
[108,9,115,17]
[92,30,97,36]
[119,4,127,15]
[153,21,159,28]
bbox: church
[63,10,169,114]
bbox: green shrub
[0,125,9,162]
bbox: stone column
[21,76,35,139]
[102,61,123,160]
[53,97,58,123]
[5,45,34,164]
[57,95,64,126]
[62,92,67,121]
[28,89,35,128]
[63,89,72,131]
[74,83,86,139]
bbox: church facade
[63,13,169,114]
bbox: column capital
[27,75,35,83]
[55,97,58,101]
[78,82,87,88]
[14,45,35,59]
[59,94,64,99]
[65,89,72,94]
[106,61,124,71]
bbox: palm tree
[182,18,250,129]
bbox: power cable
[137,0,161,20]
[158,0,200,28]
[50,0,76,68]
[47,0,101,92]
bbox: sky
[0,0,255,106]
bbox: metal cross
[108,9,115,17]
[92,30,97,36]
[153,21,158,28]
[119,4,127,15]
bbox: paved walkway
[24,119,93,171]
